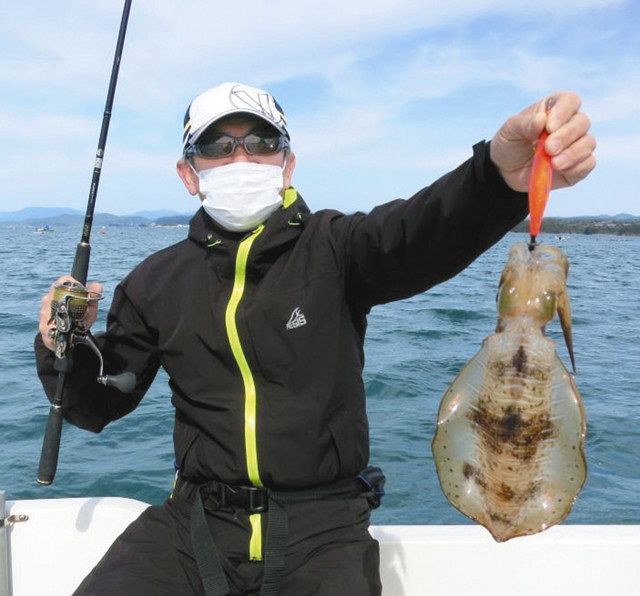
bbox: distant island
[511,214,640,236]
[0,207,194,227]
[1,207,639,236]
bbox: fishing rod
[37,0,135,485]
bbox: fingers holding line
[550,132,597,172]
[86,281,104,299]
[555,153,597,188]
[84,282,104,326]
[541,93,595,188]
[544,92,594,154]
[514,91,584,144]
[546,110,593,154]
[544,91,582,132]
[546,109,595,188]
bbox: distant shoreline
[1,211,640,236]
[511,217,640,236]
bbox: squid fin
[556,289,576,374]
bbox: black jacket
[36,141,528,489]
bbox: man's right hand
[39,276,104,352]
[489,91,596,193]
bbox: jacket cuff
[34,333,86,408]
[473,140,529,212]
[34,333,55,376]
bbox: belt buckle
[218,483,268,514]
[246,486,268,514]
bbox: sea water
[1,223,638,526]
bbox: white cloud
[1,1,627,106]
[0,0,636,215]
[105,145,179,176]
[594,133,640,165]
[0,112,97,142]
[585,73,640,124]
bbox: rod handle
[37,404,64,485]
[71,242,91,286]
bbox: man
[36,82,595,595]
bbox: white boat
[3,495,640,595]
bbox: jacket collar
[187,187,310,256]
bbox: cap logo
[229,85,287,129]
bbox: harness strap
[260,481,366,595]
[184,467,385,596]
[190,490,231,596]
[260,495,287,596]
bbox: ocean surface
[1,222,639,527]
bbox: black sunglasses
[185,132,289,159]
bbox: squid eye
[537,290,556,321]
[497,285,517,315]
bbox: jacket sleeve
[340,140,529,310]
[34,280,160,433]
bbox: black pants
[73,487,382,595]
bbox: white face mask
[193,161,284,232]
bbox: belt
[197,480,268,514]
[177,468,385,596]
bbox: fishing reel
[49,280,98,358]
[48,280,135,393]
[51,280,93,314]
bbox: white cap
[182,82,289,152]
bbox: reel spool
[50,281,92,329]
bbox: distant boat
[35,225,54,234]
[99,226,108,235]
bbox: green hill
[512,215,640,236]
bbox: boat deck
[4,497,640,595]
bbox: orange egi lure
[528,127,553,250]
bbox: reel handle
[99,372,137,393]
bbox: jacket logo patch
[286,307,307,330]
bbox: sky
[1,0,638,217]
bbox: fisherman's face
[177,116,296,197]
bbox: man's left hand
[490,91,596,193]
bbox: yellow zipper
[224,224,265,560]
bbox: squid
[432,242,586,542]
